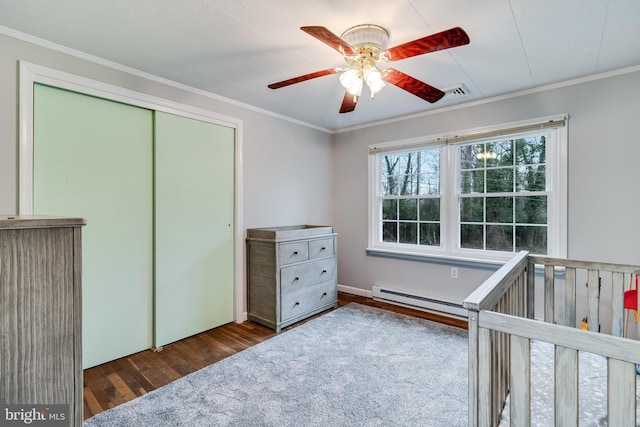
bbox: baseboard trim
[236,311,248,324]
[337,284,372,298]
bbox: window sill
[365,247,507,270]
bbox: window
[459,136,548,254]
[380,148,441,246]
[368,117,567,262]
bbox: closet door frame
[18,61,245,325]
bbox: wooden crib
[463,251,640,426]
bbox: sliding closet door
[33,84,153,368]
[154,112,234,347]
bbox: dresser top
[0,215,86,230]
[247,225,334,241]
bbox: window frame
[367,116,568,263]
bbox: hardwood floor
[83,292,467,420]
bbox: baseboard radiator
[372,286,467,319]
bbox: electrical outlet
[451,267,458,279]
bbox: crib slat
[608,358,636,426]
[544,265,555,323]
[509,335,530,426]
[495,300,504,422]
[467,311,479,427]
[564,267,576,327]
[555,346,578,427]
[611,272,624,337]
[527,260,535,319]
[478,327,491,427]
[587,270,600,332]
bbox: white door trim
[19,61,247,324]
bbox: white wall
[333,70,640,303]
[0,32,334,314]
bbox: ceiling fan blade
[268,68,338,89]
[382,69,445,103]
[300,26,357,56]
[339,91,358,113]
[384,27,470,61]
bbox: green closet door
[154,111,234,347]
[33,84,154,368]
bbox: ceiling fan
[268,24,470,113]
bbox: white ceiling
[1,0,639,131]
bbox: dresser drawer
[278,241,309,265]
[309,238,335,259]
[280,257,336,293]
[281,281,336,322]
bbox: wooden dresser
[246,225,337,332]
[0,216,85,426]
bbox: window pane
[399,199,418,220]
[460,197,483,222]
[399,222,417,244]
[461,224,483,249]
[398,152,417,178]
[419,198,440,221]
[516,225,547,254]
[418,149,440,174]
[398,174,418,195]
[420,223,440,246]
[486,168,514,193]
[516,165,546,191]
[486,140,513,167]
[381,154,400,175]
[486,197,513,223]
[460,144,483,170]
[382,222,397,242]
[460,170,484,194]
[516,136,546,165]
[486,225,513,251]
[382,199,397,220]
[515,196,547,224]
[381,154,401,195]
[418,173,439,195]
[381,175,400,196]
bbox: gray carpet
[83,303,468,427]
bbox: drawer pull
[322,269,327,274]
[321,247,326,251]
[322,292,327,298]
[294,277,300,281]
[294,302,299,307]
[293,251,298,256]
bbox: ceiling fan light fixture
[339,67,363,96]
[364,66,385,97]
[340,24,389,52]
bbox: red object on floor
[624,289,637,311]
[624,274,638,315]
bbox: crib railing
[464,251,640,427]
